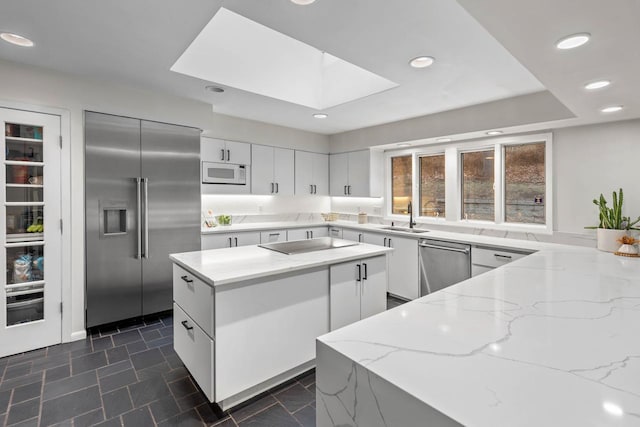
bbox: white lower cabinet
[341,228,363,242]
[471,246,533,276]
[173,303,214,401]
[328,227,342,238]
[330,255,387,330]
[260,229,287,243]
[287,227,328,241]
[201,231,261,250]
[363,233,420,300]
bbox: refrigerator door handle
[143,177,150,259]
[136,177,142,259]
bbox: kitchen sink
[259,237,359,255]
[381,226,429,233]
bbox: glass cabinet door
[1,108,62,357]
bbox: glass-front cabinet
[1,108,61,357]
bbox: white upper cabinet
[251,145,294,195]
[201,137,251,165]
[295,151,329,196]
[329,150,383,197]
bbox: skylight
[171,8,398,110]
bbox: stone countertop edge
[170,243,393,288]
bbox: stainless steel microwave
[202,161,247,185]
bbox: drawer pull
[181,275,193,284]
[181,320,194,331]
[494,254,512,260]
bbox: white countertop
[170,240,393,287]
[201,221,327,234]
[317,245,640,426]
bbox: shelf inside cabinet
[5,137,43,144]
[6,233,44,243]
[5,184,44,189]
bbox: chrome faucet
[408,202,417,229]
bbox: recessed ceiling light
[291,0,316,4]
[409,56,435,68]
[205,85,224,93]
[584,80,611,90]
[0,32,34,47]
[436,138,452,142]
[313,113,328,119]
[601,105,623,113]
[556,33,590,50]
[486,130,503,135]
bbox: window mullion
[494,144,504,224]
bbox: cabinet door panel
[274,148,294,196]
[251,145,274,195]
[360,256,387,320]
[328,227,342,239]
[347,151,370,197]
[236,232,261,247]
[363,232,387,247]
[329,153,349,196]
[330,261,361,330]
[226,140,251,165]
[261,229,287,243]
[313,153,329,196]
[295,151,314,196]
[387,236,419,300]
[309,226,329,238]
[201,137,226,162]
[202,234,234,250]
[342,229,363,243]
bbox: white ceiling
[1,1,637,136]
[0,0,546,134]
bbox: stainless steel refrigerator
[85,111,201,328]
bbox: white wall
[554,119,640,233]
[201,194,330,217]
[0,58,328,339]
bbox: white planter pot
[596,228,628,252]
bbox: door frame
[1,99,73,343]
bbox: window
[391,155,412,214]
[461,150,494,221]
[504,142,545,224]
[419,154,445,217]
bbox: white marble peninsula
[169,238,392,411]
[317,245,640,426]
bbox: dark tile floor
[0,296,407,427]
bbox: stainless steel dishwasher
[419,239,471,296]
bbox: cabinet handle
[344,185,347,195]
[383,237,387,247]
[310,230,313,239]
[313,184,317,194]
[358,233,362,243]
[388,238,392,248]
[494,254,512,260]
[271,183,274,194]
[269,233,280,237]
[234,237,238,247]
[356,264,362,282]
[181,320,194,331]
[276,183,279,193]
[363,263,368,280]
[180,275,193,284]
[221,149,225,161]
[310,184,313,194]
[305,231,309,239]
[228,237,232,247]
[348,185,351,195]
[227,149,230,162]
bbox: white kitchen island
[169,239,392,410]
[316,245,640,426]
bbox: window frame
[384,133,553,234]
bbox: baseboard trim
[69,330,87,342]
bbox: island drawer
[472,246,531,268]
[173,264,214,337]
[173,303,214,402]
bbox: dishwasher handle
[419,242,470,254]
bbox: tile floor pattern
[0,296,407,427]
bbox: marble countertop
[201,221,327,234]
[170,239,393,288]
[317,245,640,426]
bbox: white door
[329,153,349,196]
[294,151,314,196]
[312,153,329,196]
[309,226,328,238]
[273,148,294,196]
[225,140,251,165]
[387,236,420,300]
[202,233,235,250]
[235,232,261,247]
[363,232,387,247]
[287,228,310,241]
[342,229,363,243]
[261,230,287,243]
[251,145,274,195]
[330,260,361,330]
[1,108,62,358]
[360,256,387,320]
[348,150,370,197]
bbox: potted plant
[587,189,640,252]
